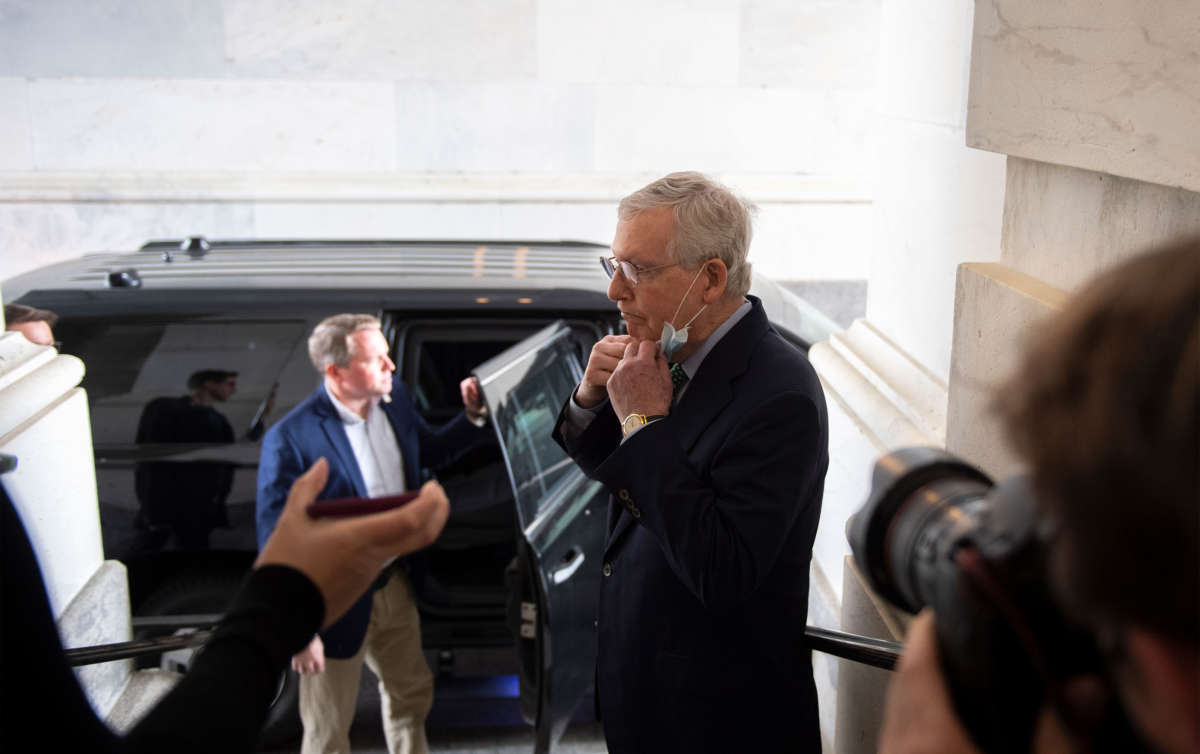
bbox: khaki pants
[299,571,434,754]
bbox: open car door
[473,321,608,753]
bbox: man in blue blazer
[554,173,829,753]
[257,313,487,754]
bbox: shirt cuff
[560,390,607,445]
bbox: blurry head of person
[996,236,1200,754]
[4,303,58,347]
[308,314,394,404]
[187,369,239,403]
[606,172,756,351]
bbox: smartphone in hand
[306,491,420,519]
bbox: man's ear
[323,363,341,382]
[701,259,728,303]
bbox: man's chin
[623,320,658,342]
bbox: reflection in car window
[56,317,310,555]
[492,345,581,521]
[60,319,309,446]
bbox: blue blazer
[256,377,486,658]
[554,297,828,753]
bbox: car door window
[473,322,584,527]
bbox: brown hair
[995,236,1199,645]
[4,303,58,327]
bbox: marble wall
[0,0,880,284]
[968,0,1200,193]
[948,0,1200,478]
[816,1,1198,750]
[808,0,1005,613]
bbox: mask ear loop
[670,264,709,330]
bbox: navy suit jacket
[256,377,486,658]
[554,297,828,753]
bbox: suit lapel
[669,298,768,457]
[602,298,770,557]
[314,388,368,497]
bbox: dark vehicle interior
[392,318,605,652]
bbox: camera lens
[848,447,992,613]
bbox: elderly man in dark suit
[554,172,829,753]
[257,313,487,754]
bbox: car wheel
[136,570,302,748]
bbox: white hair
[308,313,380,371]
[617,171,756,298]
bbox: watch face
[622,413,644,434]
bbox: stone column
[817,1,1200,752]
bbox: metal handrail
[804,626,902,670]
[65,631,214,667]
[65,621,902,670]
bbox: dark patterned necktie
[669,362,689,399]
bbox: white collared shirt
[325,384,407,496]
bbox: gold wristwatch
[621,413,666,436]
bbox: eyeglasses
[599,256,679,286]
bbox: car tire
[136,570,302,749]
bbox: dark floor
[263,667,607,754]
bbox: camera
[848,447,1148,753]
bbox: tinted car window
[485,335,583,524]
[56,317,311,557]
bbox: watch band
[621,413,667,436]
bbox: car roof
[4,238,619,313]
[7,238,612,293]
[6,237,838,347]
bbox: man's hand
[256,458,450,629]
[576,334,634,408]
[880,610,981,754]
[292,635,325,675]
[607,339,672,421]
[460,376,486,422]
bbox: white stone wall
[948,0,1200,479]
[809,1,1198,751]
[809,0,1005,613]
[0,0,880,285]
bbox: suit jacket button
[602,563,612,577]
[618,489,631,501]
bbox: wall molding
[810,318,948,450]
[0,171,872,204]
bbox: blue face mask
[657,267,707,361]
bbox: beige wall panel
[968,0,1200,191]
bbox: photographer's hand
[880,610,981,754]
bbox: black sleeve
[2,489,120,752]
[122,565,323,752]
[1,487,324,754]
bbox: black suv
[4,238,833,750]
